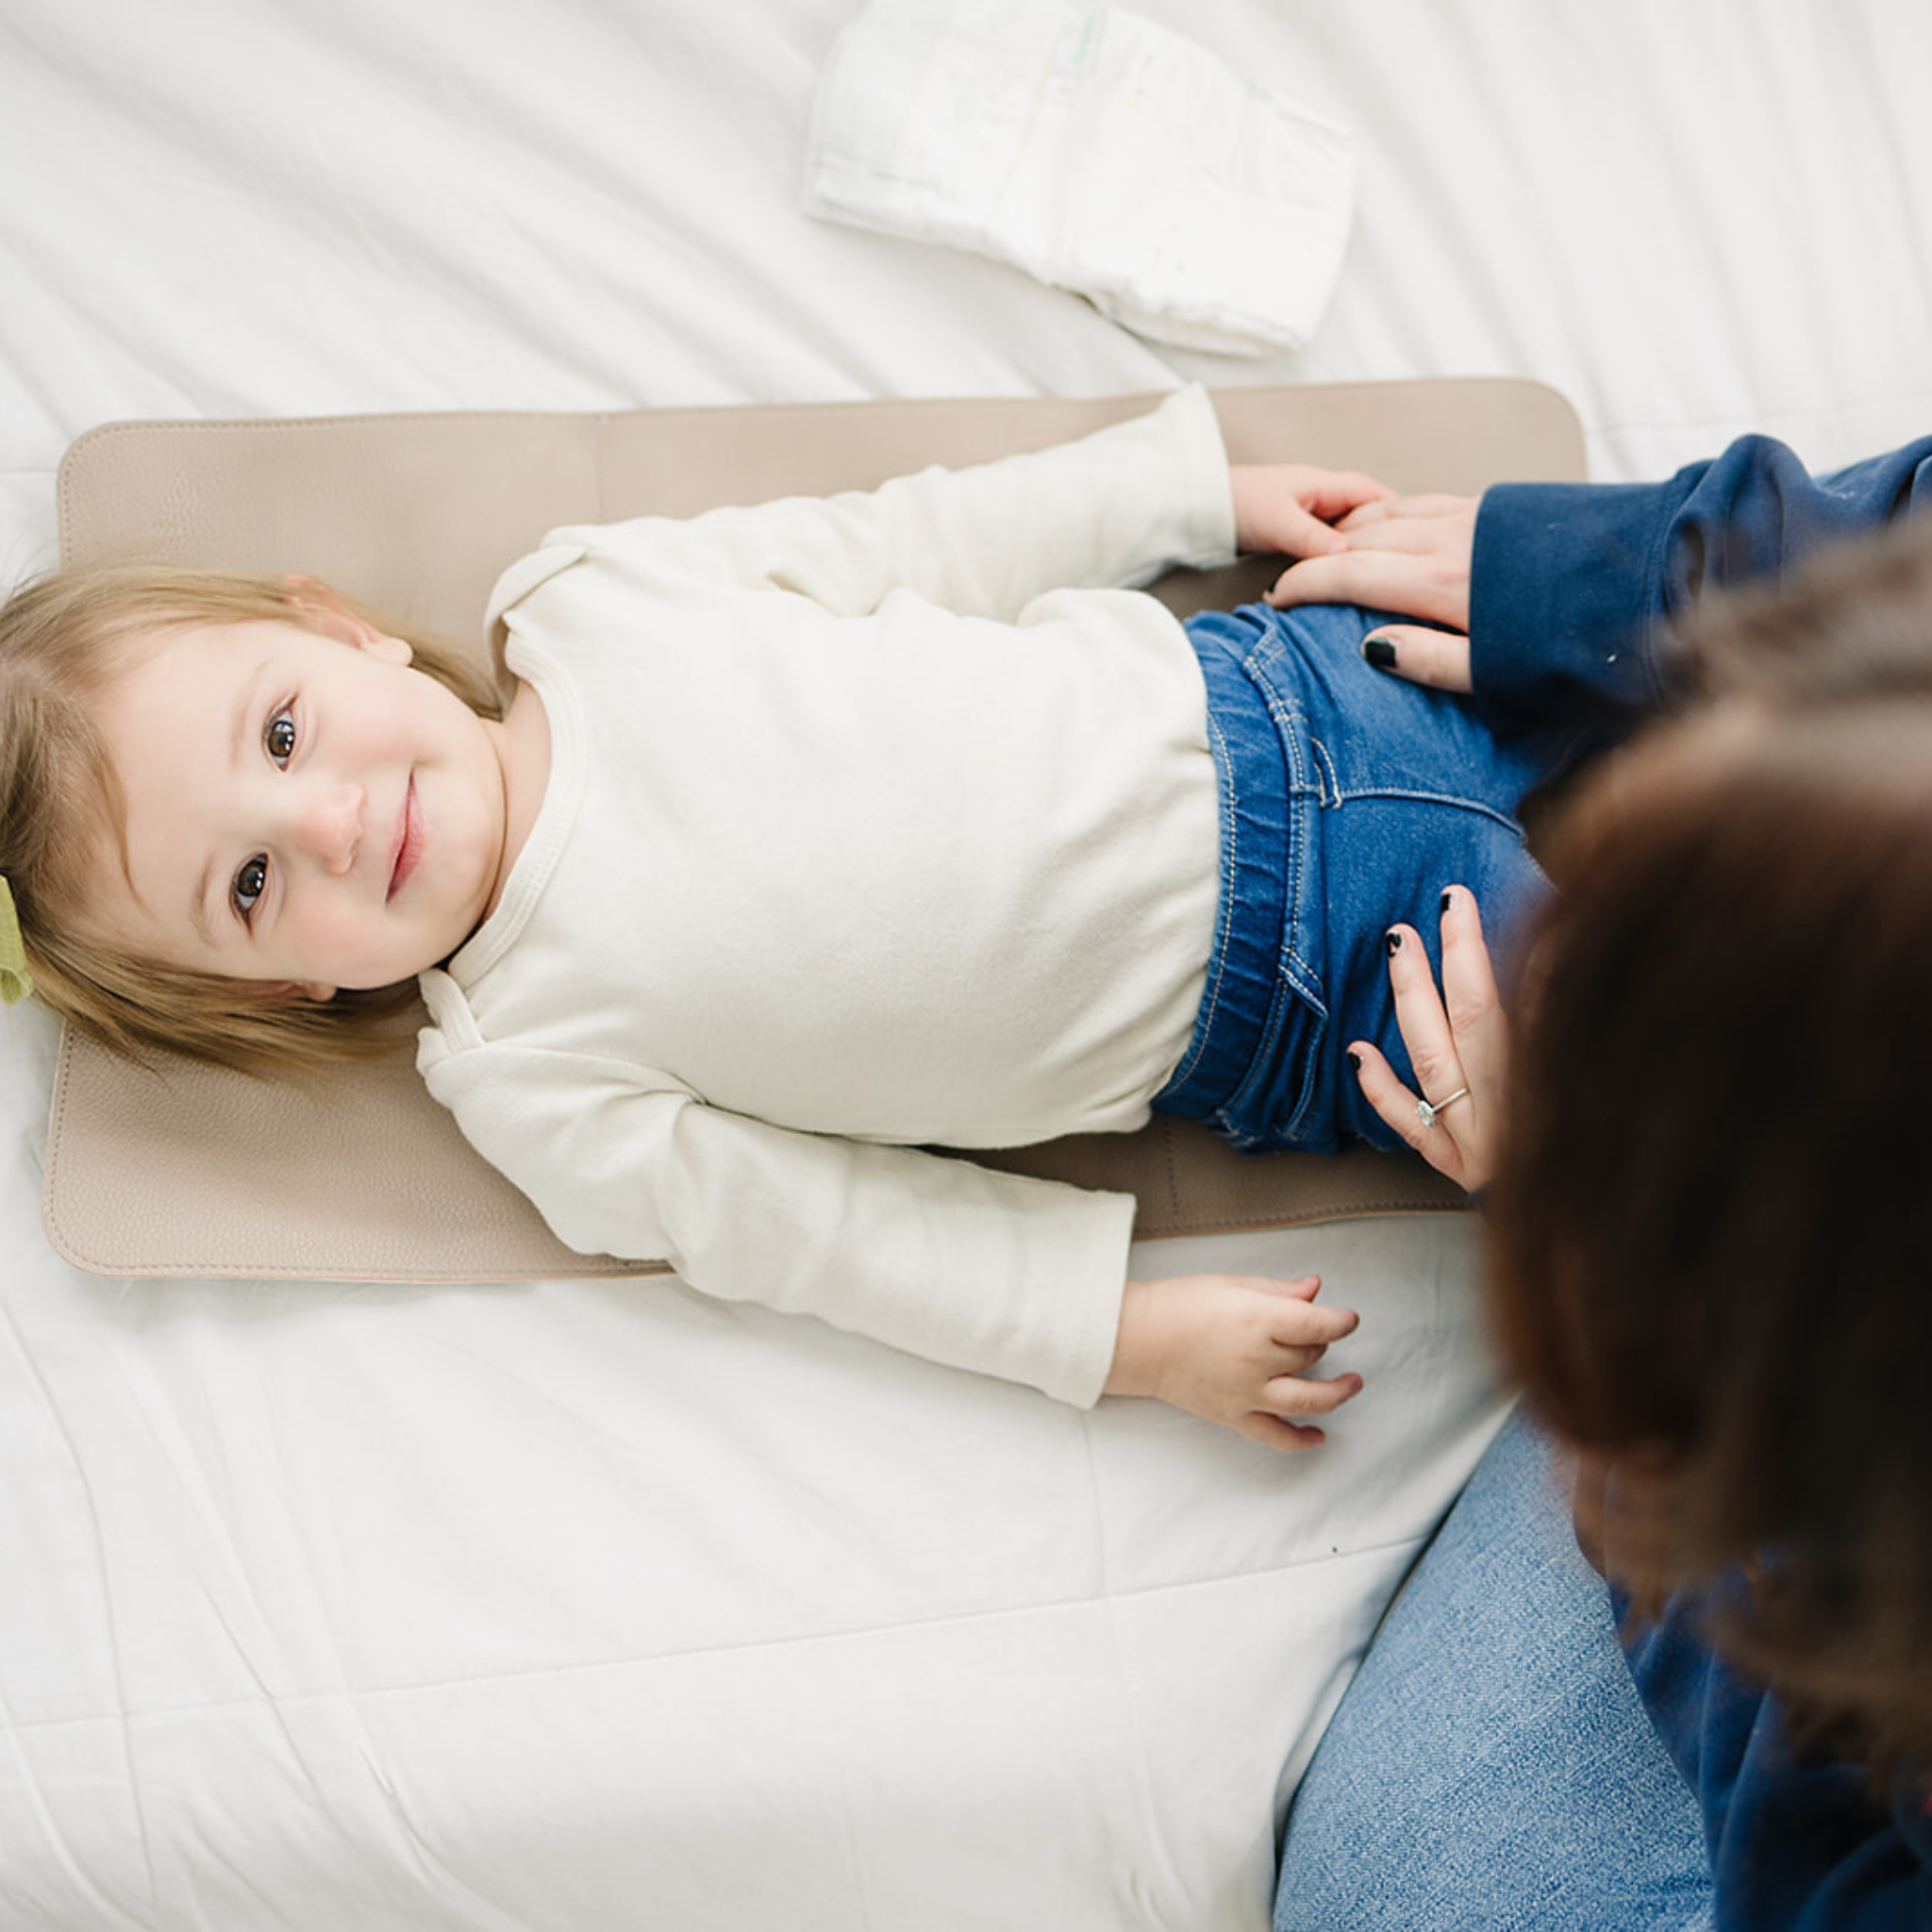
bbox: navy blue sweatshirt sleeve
[1467,432,1932,771]
[1622,1594,1932,1930]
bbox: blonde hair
[0,563,504,1077]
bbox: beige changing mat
[43,379,1583,1281]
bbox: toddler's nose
[298,781,364,873]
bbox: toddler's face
[83,609,513,997]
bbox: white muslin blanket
[803,0,1355,356]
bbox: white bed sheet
[1,4,1929,1928]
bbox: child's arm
[1105,1271,1361,1452]
[420,1005,1359,1449]
[557,390,1393,630]
[558,388,1233,623]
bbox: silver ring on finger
[1416,1085,1470,1130]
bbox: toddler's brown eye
[232,855,269,920]
[266,708,296,764]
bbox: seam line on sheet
[0,1539,1427,1731]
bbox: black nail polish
[1346,1050,1361,1073]
[1363,637,1398,670]
[1440,889,1454,915]
[1385,929,1402,955]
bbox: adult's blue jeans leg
[1274,1406,1714,1931]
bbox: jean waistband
[1154,610,1323,1141]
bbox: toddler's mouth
[389,777,422,899]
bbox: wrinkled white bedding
[2,4,1928,1927]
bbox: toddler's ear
[259,978,338,1005]
[277,575,413,665]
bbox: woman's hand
[1349,884,1507,1191]
[1228,464,1395,563]
[1105,1272,1362,1452]
[1262,492,1478,692]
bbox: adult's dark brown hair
[1488,524,1932,1772]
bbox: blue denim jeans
[1275,1408,1716,1930]
[1157,604,1545,1153]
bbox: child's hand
[1348,884,1507,1191]
[1261,492,1478,692]
[1228,464,1395,564]
[1105,1272,1362,1451]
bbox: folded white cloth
[802,0,1355,357]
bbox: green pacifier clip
[0,876,33,1005]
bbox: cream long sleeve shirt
[416,387,1234,1406]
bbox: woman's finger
[1346,1039,1419,1141]
[1349,1038,1475,1186]
[1436,887,1507,1089]
[1334,493,1475,530]
[1348,1041,1434,1152]
[1264,549,1470,634]
[1360,625,1474,693]
[1428,887,1508,1187]
[1383,924,1469,1108]
[1335,513,1468,555]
